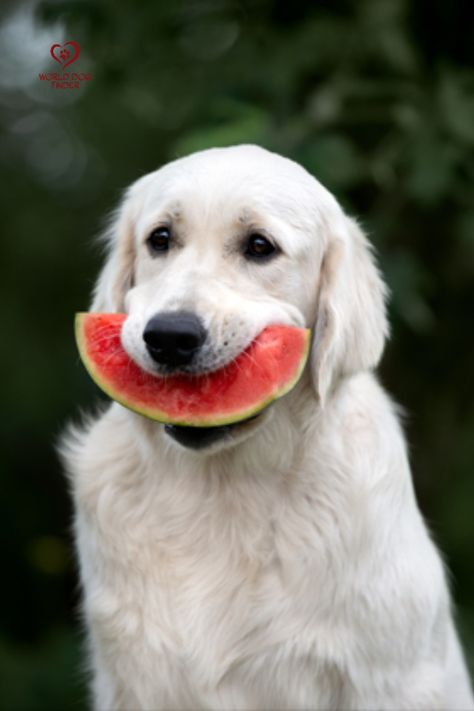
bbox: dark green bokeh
[0,0,473,707]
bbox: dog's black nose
[143,312,206,367]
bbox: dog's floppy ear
[90,200,135,313]
[311,215,389,404]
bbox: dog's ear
[310,215,389,404]
[90,202,135,313]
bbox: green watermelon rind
[75,313,311,428]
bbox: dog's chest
[155,510,310,669]
[86,472,336,694]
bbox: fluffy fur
[62,145,473,710]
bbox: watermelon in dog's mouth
[75,313,311,444]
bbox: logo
[38,41,92,89]
[50,41,80,69]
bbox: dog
[62,145,473,710]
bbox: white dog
[63,145,473,710]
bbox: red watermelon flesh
[75,313,311,427]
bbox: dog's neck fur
[130,367,317,484]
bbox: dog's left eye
[147,227,170,254]
[244,234,277,260]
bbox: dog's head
[91,145,388,451]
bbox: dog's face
[92,145,388,451]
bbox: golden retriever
[63,145,473,710]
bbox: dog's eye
[244,234,276,260]
[147,227,170,254]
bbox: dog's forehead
[130,145,338,231]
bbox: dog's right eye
[147,227,170,254]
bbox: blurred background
[0,0,473,707]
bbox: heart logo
[50,41,80,69]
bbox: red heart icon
[50,41,80,69]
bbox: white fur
[62,145,473,710]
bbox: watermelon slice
[75,313,310,427]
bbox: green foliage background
[0,0,473,707]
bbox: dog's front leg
[345,627,474,711]
[88,631,203,711]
